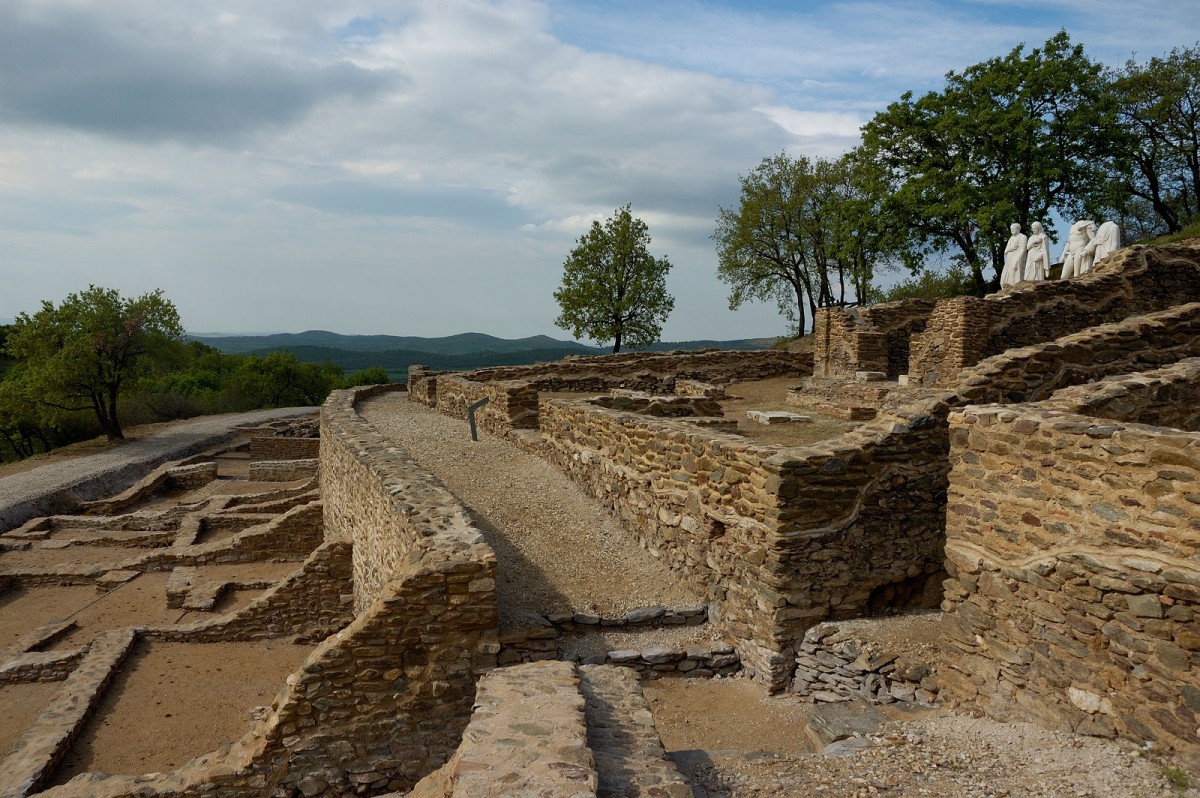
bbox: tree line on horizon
[556,33,1200,346]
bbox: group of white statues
[1000,219,1121,289]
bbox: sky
[1,1,1198,343]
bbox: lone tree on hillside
[4,286,184,441]
[554,205,674,353]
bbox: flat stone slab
[804,701,888,749]
[746,411,812,425]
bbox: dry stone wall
[249,436,320,461]
[463,348,813,391]
[430,375,539,435]
[537,396,950,690]
[814,299,938,380]
[911,243,1200,386]
[146,540,353,643]
[42,384,501,798]
[952,302,1200,406]
[1041,357,1200,431]
[940,403,1200,768]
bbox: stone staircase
[405,660,693,797]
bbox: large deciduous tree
[858,31,1116,294]
[4,286,184,441]
[713,152,898,334]
[1106,45,1200,236]
[554,205,674,353]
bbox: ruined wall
[911,243,1200,386]
[537,396,950,690]
[249,437,320,461]
[463,348,813,391]
[44,384,501,798]
[951,302,1200,406]
[431,375,539,434]
[814,299,938,380]
[1042,357,1200,431]
[940,403,1200,767]
[146,541,354,643]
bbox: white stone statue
[1086,220,1122,266]
[1023,221,1050,282]
[1000,223,1028,289]
[1059,220,1096,279]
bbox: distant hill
[189,330,603,356]
[187,330,781,379]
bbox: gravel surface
[683,710,1189,797]
[0,407,316,533]
[360,394,702,628]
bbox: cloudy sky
[1,1,1197,342]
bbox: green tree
[714,153,898,333]
[858,31,1116,294]
[1106,45,1200,236]
[4,286,184,441]
[554,205,674,353]
[229,352,340,408]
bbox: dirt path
[359,394,702,629]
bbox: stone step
[579,664,694,798]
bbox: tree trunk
[612,328,622,354]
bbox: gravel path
[359,394,702,628]
[0,407,316,533]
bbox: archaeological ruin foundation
[1,239,1199,795]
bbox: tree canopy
[554,205,674,353]
[858,31,1116,295]
[1106,45,1200,237]
[4,286,185,441]
[714,152,900,334]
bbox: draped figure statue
[1000,223,1028,289]
[1023,221,1050,282]
[1087,221,1122,266]
[1060,220,1096,279]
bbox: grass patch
[1160,764,1193,791]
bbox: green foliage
[4,286,184,441]
[1106,45,1200,236]
[713,152,901,334]
[858,31,1116,295]
[872,264,975,303]
[1159,764,1192,791]
[554,205,674,353]
[338,367,391,388]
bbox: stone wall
[911,242,1200,386]
[147,540,353,643]
[42,384,501,798]
[537,396,950,690]
[814,299,938,380]
[430,375,539,435]
[463,348,813,391]
[246,458,318,481]
[789,622,940,706]
[1042,357,1200,431]
[940,403,1200,767]
[249,436,320,461]
[951,302,1200,406]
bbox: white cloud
[0,0,1198,341]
